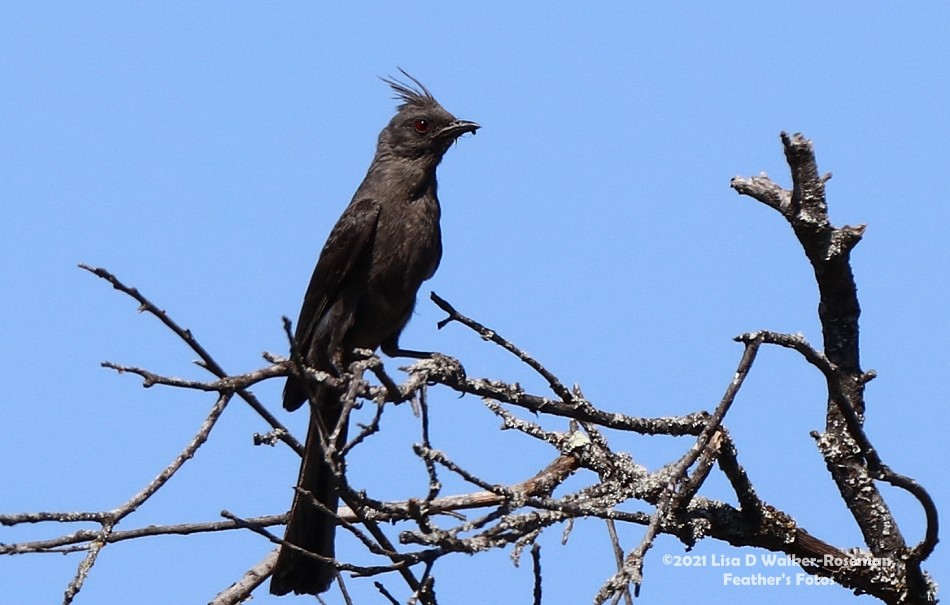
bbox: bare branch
[80,264,304,457]
[531,544,543,605]
[10,128,936,604]
[431,291,573,403]
[209,552,274,605]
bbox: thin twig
[531,543,542,605]
[431,291,573,403]
[80,264,303,456]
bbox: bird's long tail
[270,401,344,595]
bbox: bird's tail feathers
[270,400,345,595]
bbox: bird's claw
[427,352,467,384]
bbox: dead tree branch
[2,134,936,604]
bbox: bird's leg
[384,346,434,359]
[380,335,433,360]
[380,337,466,385]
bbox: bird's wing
[292,196,381,363]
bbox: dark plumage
[270,72,478,596]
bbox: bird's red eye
[413,119,430,133]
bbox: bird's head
[377,70,479,165]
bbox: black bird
[270,72,478,596]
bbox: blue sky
[2,3,947,604]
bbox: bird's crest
[382,68,438,110]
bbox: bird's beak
[438,119,480,140]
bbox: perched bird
[270,72,479,596]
